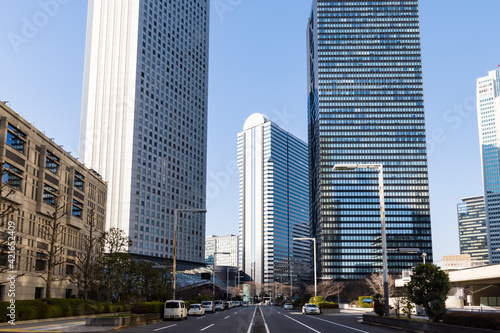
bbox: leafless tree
[365,272,396,297]
[73,208,104,299]
[38,190,67,298]
[305,281,345,302]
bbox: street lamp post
[172,209,207,300]
[212,249,230,301]
[333,163,389,316]
[421,253,427,264]
[294,237,317,297]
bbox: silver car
[284,303,293,310]
[302,303,320,315]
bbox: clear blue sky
[0,0,499,264]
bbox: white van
[201,300,214,313]
[164,300,188,320]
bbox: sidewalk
[0,317,119,332]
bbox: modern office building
[477,68,500,264]
[0,101,107,300]
[457,196,489,264]
[307,0,433,280]
[205,234,239,267]
[80,0,209,262]
[238,113,310,299]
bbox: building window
[72,200,83,217]
[45,151,60,174]
[43,184,57,205]
[74,170,85,191]
[3,163,22,191]
[35,252,46,271]
[66,264,75,275]
[6,124,26,154]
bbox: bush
[309,296,324,304]
[358,296,373,308]
[373,294,384,316]
[316,302,338,309]
[0,299,131,322]
[131,301,164,314]
[443,312,500,330]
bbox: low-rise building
[0,101,107,300]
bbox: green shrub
[358,296,373,308]
[443,312,500,330]
[373,294,384,316]
[309,296,324,304]
[316,302,338,309]
[184,301,191,309]
[131,301,164,314]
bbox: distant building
[307,0,433,280]
[477,68,500,264]
[205,234,238,268]
[441,254,485,270]
[238,114,310,300]
[457,196,489,264]
[80,0,209,261]
[0,101,107,300]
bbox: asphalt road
[0,306,396,333]
[118,306,395,333]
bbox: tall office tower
[307,0,433,280]
[477,68,500,264]
[80,0,209,262]
[457,196,489,264]
[238,114,310,299]
[205,234,239,267]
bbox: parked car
[201,301,215,313]
[242,302,249,307]
[164,300,188,320]
[234,301,241,307]
[214,300,224,311]
[302,303,320,315]
[188,304,205,316]
[284,303,293,310]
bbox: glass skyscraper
[238,114,310,299]
[80,0,209,262]
[307,0,433,280]
[477,68,500,264]
[457,196,489,264]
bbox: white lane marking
[234,312,238,314]
[197,316,206,320]
[224,316,230,319]
[246,305,258,333]
[154,324,177,331]
[260,307,271,333]
[310,316,369,333]
[200,323,215,331]
[284,315,321,333]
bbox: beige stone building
[0,102,107,300]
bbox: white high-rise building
[79,0,209,262]
[205,235,239,268]
[477,68,500,264]
[237,114,310,300]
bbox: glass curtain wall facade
[80,0,209,262]
[457,196,489,264]
[477,68,500,264]
[307,0,433,280]
[238,114,310,300]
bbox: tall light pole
[333,163,388,316]
[421,252,427,264]
[294,237,317,297]
[212,249,230,301]
[172,208,207,300]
